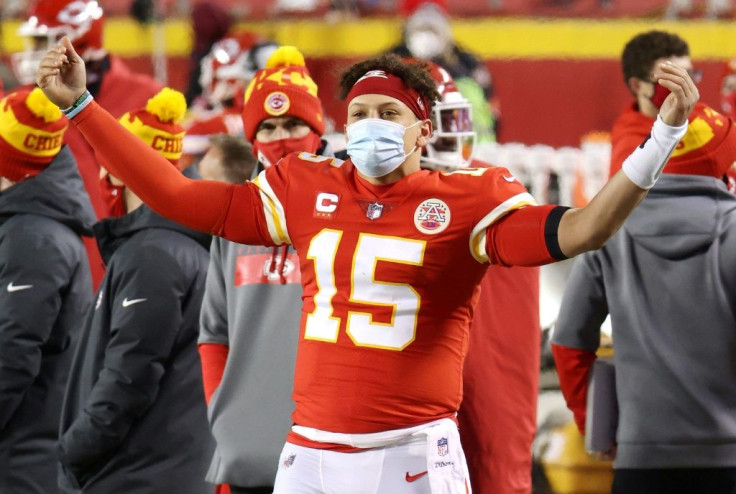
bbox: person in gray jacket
[0,88,95,494]
[57,89,215,493]
[552,67,736,493]
[197,47,333,494]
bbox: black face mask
[86,55,112,97]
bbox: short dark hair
[621,30,690,83]
[338,54,440,113]
[208,134,258,184]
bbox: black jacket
[0,146,95,494]
[58,204,215,493]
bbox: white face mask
[406,30,446,60]
[346,118,421,178]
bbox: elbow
[576,219,621,256]
[587,228,615,252]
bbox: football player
[181,35,279,170]
[38,39,696,493]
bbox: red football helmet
[13,0,105,84]
[199,33,279,108]
[422,61,476,170]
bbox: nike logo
[7,282,33,292]
[405,471,428,483]
[502,175,518,183]
[122,297,147,308]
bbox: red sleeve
[73,101,272,245]
[551,343,597,434]
[486,204,569,267]
[198,343,229,405]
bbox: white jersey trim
[469,192,537,263]
[253,170,291,245]
[291,417,453,449]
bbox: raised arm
[36,38,266,244]
[557,61,698,257]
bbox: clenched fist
[36,36,87,109]
[654,61,699,127]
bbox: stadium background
[0,2,730,491]
[0,0,731,147]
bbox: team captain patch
[265,91,290,116]
[414,198,451,234]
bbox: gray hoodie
[198,143,336,488]
[553,174,736,469]
[0,147,95,493]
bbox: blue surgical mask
[346,118,420,178]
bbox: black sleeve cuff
[545,206,570,261]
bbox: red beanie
[399,0,448,17]
[0,88,68,182]
[242,46,324,143]
[118,88,187,167]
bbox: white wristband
[621,115,688,189]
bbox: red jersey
[251,153,536,433]
[73,101,563,437]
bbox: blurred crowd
[2,0,735,19]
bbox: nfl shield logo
[437,437,449,457]
[366,202,384,220]
[283,453,296,468]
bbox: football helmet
[199,34,279,108]
[13,0,105,84]
[422,61,476,170]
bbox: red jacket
[458,159,541,494]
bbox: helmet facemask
[199,39,279,109]
[13,0,105,85]
[422,92,476,170]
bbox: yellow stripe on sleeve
[252,172,291,245]
[469,193,537,263]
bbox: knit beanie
[242,46,324,143]
[119,88,187,167]
[400,0,448,16]
[0,88,68,182]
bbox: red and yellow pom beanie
[242,46,324,143]
[119,88,187,167]
[0,88,68,182]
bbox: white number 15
[305,229,426,351]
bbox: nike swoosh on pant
[405,471,428,483]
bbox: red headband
[346,70,430,120]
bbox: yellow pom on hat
[145,87,187,124]
[265,46,306,69]
[119,87,187,165]
[25,88,62,123]
[0,88,68,181]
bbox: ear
[627,76,643,97]
[415,119,434,148]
